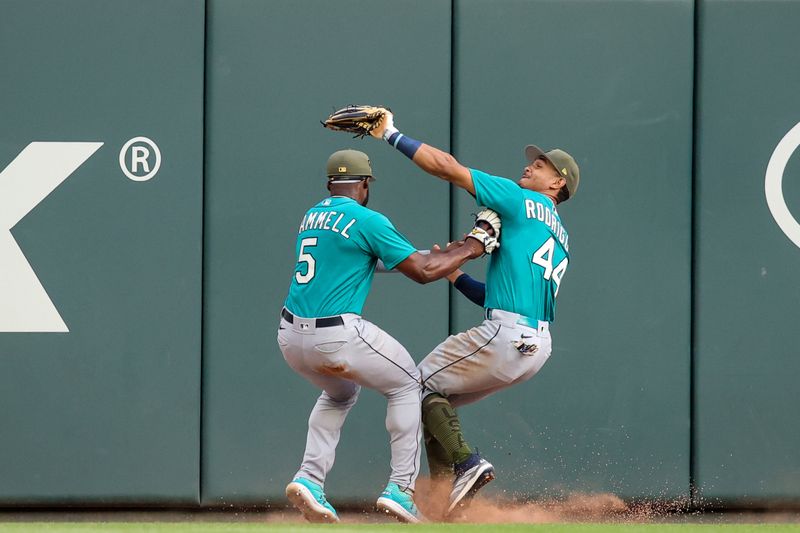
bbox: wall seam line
[198,0,210,508]
[689,0,700,511]
[448,0,456,336]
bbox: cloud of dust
[413,476,681,524]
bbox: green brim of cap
[327,176,375,183]
[525,144,556,170]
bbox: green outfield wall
[0,0,205,505]
[450,0,693,501]
[693,0,800,501]
[201,0,453,505]
[0,0,798,508]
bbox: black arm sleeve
[453,273,486,307]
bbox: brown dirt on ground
[411,477,682,524]
[3,479,797,525]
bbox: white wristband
[382,125,399,141]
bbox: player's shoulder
[469,168,508,182]
[470,168,522,194]
[345,201,380,218]
[340,203,393,231]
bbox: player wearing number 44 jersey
[278,150,492,524]
[364,110,580,515]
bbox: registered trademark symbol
[119,136,161,182]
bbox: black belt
[281,308,344,328]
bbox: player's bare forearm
[372,111,476,195]
[430,245,466,283]
[396,240,483,284]
[419,242,479,283]
[412,144,476,196]
[445,268,464,283]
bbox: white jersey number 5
[532,237,568,296]
[295,237,318,284]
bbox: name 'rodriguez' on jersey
[523,197,569,252]
[471,168,570,323]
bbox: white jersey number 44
[532,237,568,296]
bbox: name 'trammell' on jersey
[286,196,417,318]
[524,199,569,252]
[297,210,357,238]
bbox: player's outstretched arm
[411,144,475,196]
[372,112,476,196]
[395,240,483,284]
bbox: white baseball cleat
[447,453,496,514]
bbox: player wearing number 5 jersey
[279,149,487,524]
[368,112,580,515]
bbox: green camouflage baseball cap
[326,149,374,182]
[525,145,580,199]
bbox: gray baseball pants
[277,311,423,490]
[418,308,553,406]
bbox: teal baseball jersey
[471,169,570,322]
[284,196,416,317]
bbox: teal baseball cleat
[376,482,424,523]
[285,477,339,523]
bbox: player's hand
[438,239,483,258]
[467,209,500,254]
[369,110,395,140]
[463,235,487,258]
[445,239,464,252]
[433,240,463,252]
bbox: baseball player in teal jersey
[362,112,580,515]
[279,149,491,524]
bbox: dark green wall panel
[451,0,694,499]
[0,0,204,504]
[202,0,451,504]
[0,0,797,508]
[694,0,800,500]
